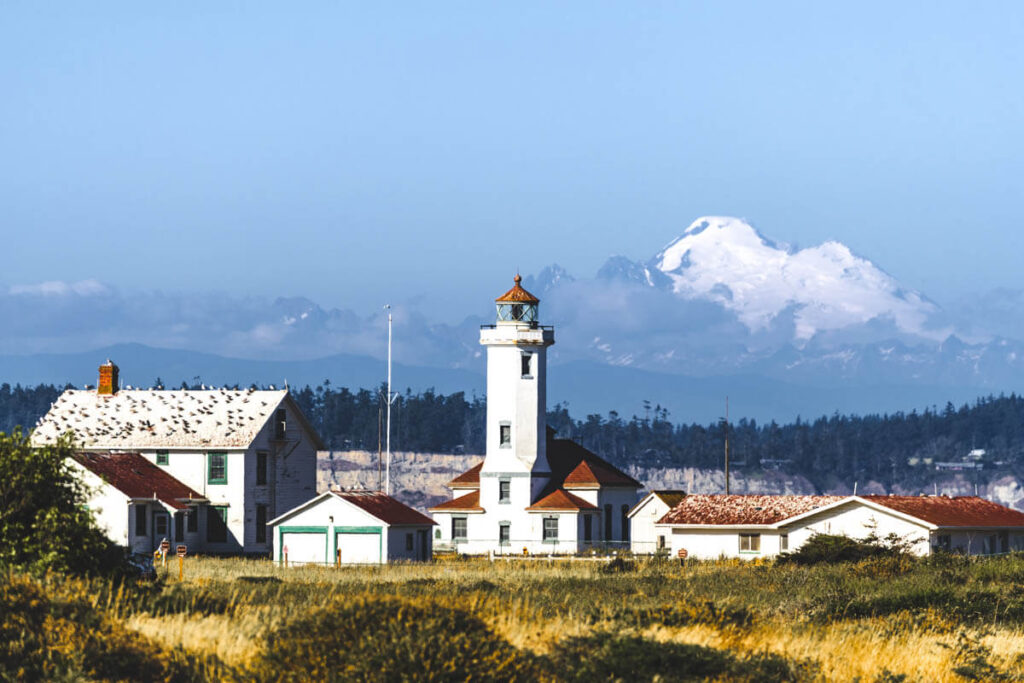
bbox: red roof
[73,452,205,510]
[429,490,484,512]
[526,489,599,511]
[448,462,482,488]
[495,274,539,303]
[862,495,1024,528]
[658,494,844,526]
[541,438,641,499]
[333,491,436,526]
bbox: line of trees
[5,381,1024,490]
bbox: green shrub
[252,595,544,682]
[777,534,907,567]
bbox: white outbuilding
[268,490,436,565]
[627,490,687,554]
[656,494,1024,560]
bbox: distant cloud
[9,279,110,297]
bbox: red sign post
[176,545,187,580]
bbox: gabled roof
[539,438,641,501]
[332,491,436,526]
[526,489,599,512]
[32,389,325,450]
[495,274,539,303]
[448,462,482,489]
[629,490,687,518]
[73,452,205,510]
[861,495,1024,528]
[658,494,844,526]
[429,490,484,513]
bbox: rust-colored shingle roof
[495,274,539,303]
[542,438,641,500]
[429,490,484,512]
[73,452,205,510]
[563,458,640,488]
[862,495,1024,527]
[448,462,482,488]
[333,491,436,526]
[658,494,844,526]
[526,489,599,511]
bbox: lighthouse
[479,274,555,502]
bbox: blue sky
[2,2,1023,320]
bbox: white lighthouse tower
[479,274,555,503]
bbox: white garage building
[657,494,1024,559]
[268,490,436,565]
[627,490,687,554]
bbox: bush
[0,430,126,576]
[251,595,544,681]
[777,534,908,567]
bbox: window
[657,535,666,550]
[499,423,511,448]
[135,506,147,536]
[256,451,268,486]
[207,506,228,543]
[406,533,414,551]
[780,533,789,552]
[739,533,761,553]
[621,505,630,542]
[255,505,267,543]
[274,408,287,440]
[604,504,612,540]
[174,512,185,541]
[207,452,228,485]
[543,516,558,542]
[1000,531,1009,554]
[499,480,511,503]
[186,508,198,533]
[521,354,532,377]
[583,515,592,542]
[155,450,169,466]
[154,513,168,537]
[499,523,510,545]
[452,517,467,541]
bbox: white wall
[785,501,931,556]
[630,495,671,554]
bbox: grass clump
[251,595,545,682]
[777,533,910,567]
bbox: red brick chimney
[98,360,119,395]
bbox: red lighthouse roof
[495,274,539,303]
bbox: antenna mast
[385,305,393,496]
[724,396,730,495]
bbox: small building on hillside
[656,494,1024,559]
[268,490,436,565]
[627,490,686,554]
[428,275,642,554]
[32,361,324,555]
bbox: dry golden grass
[97,555,1024,681]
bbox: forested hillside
[5,380,1024,492]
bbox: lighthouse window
[521,354,532,377]
[499,422,511,447]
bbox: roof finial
[514,273,522,285]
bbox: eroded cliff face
[317,451,1024,512]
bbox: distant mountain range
[4,216,1024,423]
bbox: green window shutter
[207,452,228,485]
[155,450,169,466]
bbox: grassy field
[6,553,1024,681]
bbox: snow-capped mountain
[607,216,948,342]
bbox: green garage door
[335,527,382,564]
[279,526,328,565]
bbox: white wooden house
[429,276,642,554]
[32,361,324,555]
[656,494,1024,559]
[268,490,436,565]
[628,490,686,554]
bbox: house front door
[153,512,170,552]
[173,512,185,542]
[417,529,428,561]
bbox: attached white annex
[32,361,324,555]
[430,276,642,554]
[268,490,436,565]
[627,490,686,554]
[656,494,1024,560]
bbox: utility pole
[385,305,393,496]
[724,396,730,495]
